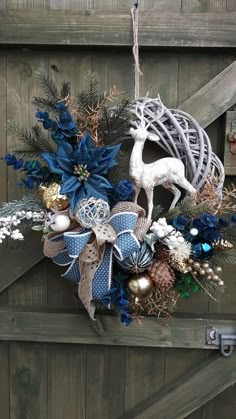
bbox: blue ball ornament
[192,241,214,259]
[116,242,153,273]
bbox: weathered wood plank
[0,10,236,47]
[179,60,236,128]
[121,352,236,419]
[125,347,165,411]
[86,346,126,419]
[0,310,235,348]
[9,342,47,419]
[0,342,9,419]
[48,343,86,419]
[223,110,236,175]
[0,242,44,293]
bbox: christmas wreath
[1,70,236,325]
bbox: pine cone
[154,243,170,262]
[148,260,175,291]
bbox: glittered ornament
[192,242,213,259]
[169,258,191,274]
[74,197,110,228]
[148,260,175,291]
[213,239,233,250]
[127,273,154,298]
[38,183,69,211]
[116,242,153,273]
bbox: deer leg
[175,177,196,195]
[163,182,181,209]
[145,187,154,221]
[133,184,141,204]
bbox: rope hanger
[131,0,143,99]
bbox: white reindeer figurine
[129,103,196,221]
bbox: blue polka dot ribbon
[43,211,140,317]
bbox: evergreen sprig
[107,150,130,184]
[166,196,214,220]
[7,121,55,158]
[99,100,130,145]
[0,194,45,217]
[34,69,59,102]
[77,71,102,113]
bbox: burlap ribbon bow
[44,202,150,318]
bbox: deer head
[129,101,160,143]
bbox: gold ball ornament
[127,273,154,299]
[38,183,69,211]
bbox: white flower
[169,240,191,262]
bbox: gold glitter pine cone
[38,182,69,211]
[148,260,175,291]
[213,239,233,250]
[154,243,171,262]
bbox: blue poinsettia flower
[41,131,121,210]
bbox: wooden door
[0,1,236,418]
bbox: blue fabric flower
[3,154,23,170]
[171,215,189,231]
[18,160,50,189]
[231,214,236,223]
[101,271,132,326]
[200,213,218,228]
[118,180,133,201]
[41,131,121,211]
[36,106,77,141]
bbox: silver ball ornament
[215,266,222,273]
[75,198,110,228]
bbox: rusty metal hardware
[206,326,236,357]
[228,120,236,155]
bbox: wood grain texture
[0,342,9,419]
[6,0,49,8]
[121,353,236,419]
[125,347,165,411]
[179,60,236,128]
[49,0,181,11]
[0,310,235,348]
[48,343,86,419]
[0,10,236,47]
[86,345,126,419]
[10,342,47,419]
[224,110,236,175]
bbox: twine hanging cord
[131,1,143,99]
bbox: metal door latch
[206,326,236,357]
[228,120,236,155]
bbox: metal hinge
[206,326,236,357]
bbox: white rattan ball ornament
[75,197,110,228]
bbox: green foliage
[166,195,214,220]
[99,100,130,145]
[174,272,200,298]
[60,81,71,99]
[107,150,130,184]
[0,194,45,217]
[7,121,55,158]
[211,247,236,265]
[76,71,102,113]
[32,69,71,113]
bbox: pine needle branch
[107,150,130,184]
[32,96,58,113]
[0,194,45,217]
[34,68,59,102]
[60,81,71,99]
[7,121,55,155]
